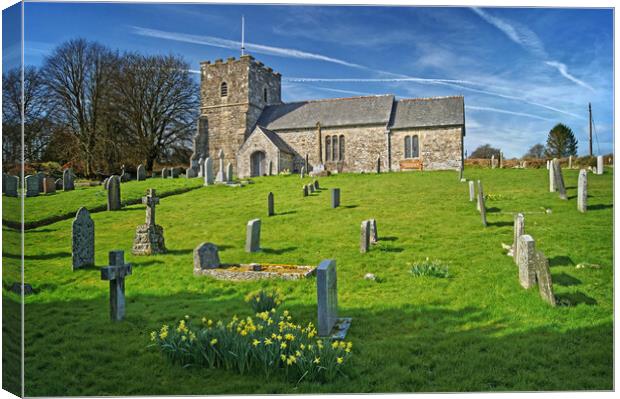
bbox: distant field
[2,167,613,395]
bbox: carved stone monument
[132,189,167,255]
[101,250,132,321]
[72,207,95,270]
[316,259,351,339]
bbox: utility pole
[589,103,593,157]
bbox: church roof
[254,126,295,154]
[257,95,395,130]
[389,96,464,129]
[257,94,464,131]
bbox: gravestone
[568,155,573,169]
[596,155,603,174]
[268,160,273,176]
[546,160,550,170]
[316,259,351,339]
[577,169,587,212]
[161,168,167,179]
[360,220,371,253]
[267,192,274,216]
[107,175,121,211]
[300,166,305,178]
[171,168,180,178]
[62,168,75,191]
[516,234,537,289]
[552,158,567,200]
[198,157,205,178]
[512,213,525,262]
[136,164,146,181]
[245,219,261,253]
[534,251,556,306]
[309,183,315,193]
[5,175,18,197]
[43,177,56,194]
[25,175,39,197]
[132,188,167,255]
[491,155,495,169]
[468,180,475,202]
[477,180,486,227]
[55,178,63,190]
[216,149,226,183]
[376,157,381,174]
[193,242,220,272]
[204,157,214,186]
[72,207,94,270]
[314,180,319,190]
[186,168,197,178]
[369,218,378,244]
[499,152,504,168]
[548,160,556,192]
[302,185,308,197]
[305,153,309,171]
[36,172,45,192]
[226,162,233,182]
[100,250,132,321]
[331,188,340,208]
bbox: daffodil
[264,338,273,346]
[300,344,305,350]
[332,341,339,349]
[181,335,187,341]
[280,342,287,349]
[150,331,156,341]
[337,357,343,364]
[210,338,218,345]
[285,333,294,341]
[313,357,320,364]
[280,354,286,361]
[252,339,260,347]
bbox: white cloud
[545,61,595,91]
[466,105,554,121]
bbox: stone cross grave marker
[216,149,226,182]
[516,234,537,289]
[512,213,525,262]
[25,175,39,197]
[577,169,587,212]
[552,158,567,200]
[204,157,214,186]
[369,218,378,244]
[477,180,487,227]
[132,188,166,255]
[5,175,18,197]
[596,155,603,175]
[245,219,261,253]
[100,250,132,321]
[136,164,146,181]
[267,192,274,216]
[193,242,220,273]
[226,162,233,182]
[469,180,475,202]
[548,160,556,192]
[316,259,351,339]
[107,175,121,211]
[72,207,94,270]
[63,168,74,191]
[331,188,340,208]
[360,220,370,253]
[534,250,556,306]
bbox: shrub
[149,310,353,382]
[244,289,283,313]
[410,259,450,278]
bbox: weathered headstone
[267,192,274,216]
[534,250,556,306]
[161,168,167,179]
[596,155,604,174]
[516,234,537,289]
[300,166,305,179]
[553,158,567,200]
[316,259,351,339]
[132,188,167,255]
[193,242,220,272]
[314,180,319,190]
[468,180,475,202]
[226,162,233,182]
[245,219,261,253]
[72,207,94,270]
[549,159,556,192]
[198,157,205,178]
[331,188,340,208]
[171,168,180,178]
[63,168,75,191]
[546,160,550,170]
[2,173,6,193]
[369,218,378,244]
[136,164,146,181]
[309,183,315,193]
[360,220,371,253]
[100,250,132,321]
[302,185,308,197]
[376,157,381,174]
[204,157,214,186]
[43,177,56,194]
[25,175,39,197]
[186,168,197,178]
[577,169,587,212]
[55,178,63,190]
[568,155,573,169]
[512,213,525,262]
[499,152,504,168]
[477,180,486,227]
[5,175,18,197]
[491,155,496,169]
[107,175,121,211]
[216,149,226,183]
[36,172,45,192]
[268,160,273,176]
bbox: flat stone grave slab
[194,262,316,281]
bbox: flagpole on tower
[241,15,245,56]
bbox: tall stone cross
[101,250,132,321]
[142,188,159,226]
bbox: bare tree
[112,53,198,171]
[469,144,500,159]
[523,143,546,159]
[42,39,118,176]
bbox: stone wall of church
[390,126,463,171]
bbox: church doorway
[250,151,266,177]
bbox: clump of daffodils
[148,310,353,382]
[244,288,283,313]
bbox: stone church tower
[191,55,281,176]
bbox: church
[189,54,465,178]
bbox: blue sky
[10,2,616,157]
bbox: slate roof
[256,94,464,131]
[254,126,295,154]
[389,96,464,129]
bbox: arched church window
[325,136,331,161]
[404,136,412,158]
[263,87,268,103]
[220,82,228,97]
[412,135,419,158]
[331,135,338,162]
[339,135,345,161]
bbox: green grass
[2,167,613,394]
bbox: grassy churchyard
[2,167,613,394]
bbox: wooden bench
[400,159,423,171]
